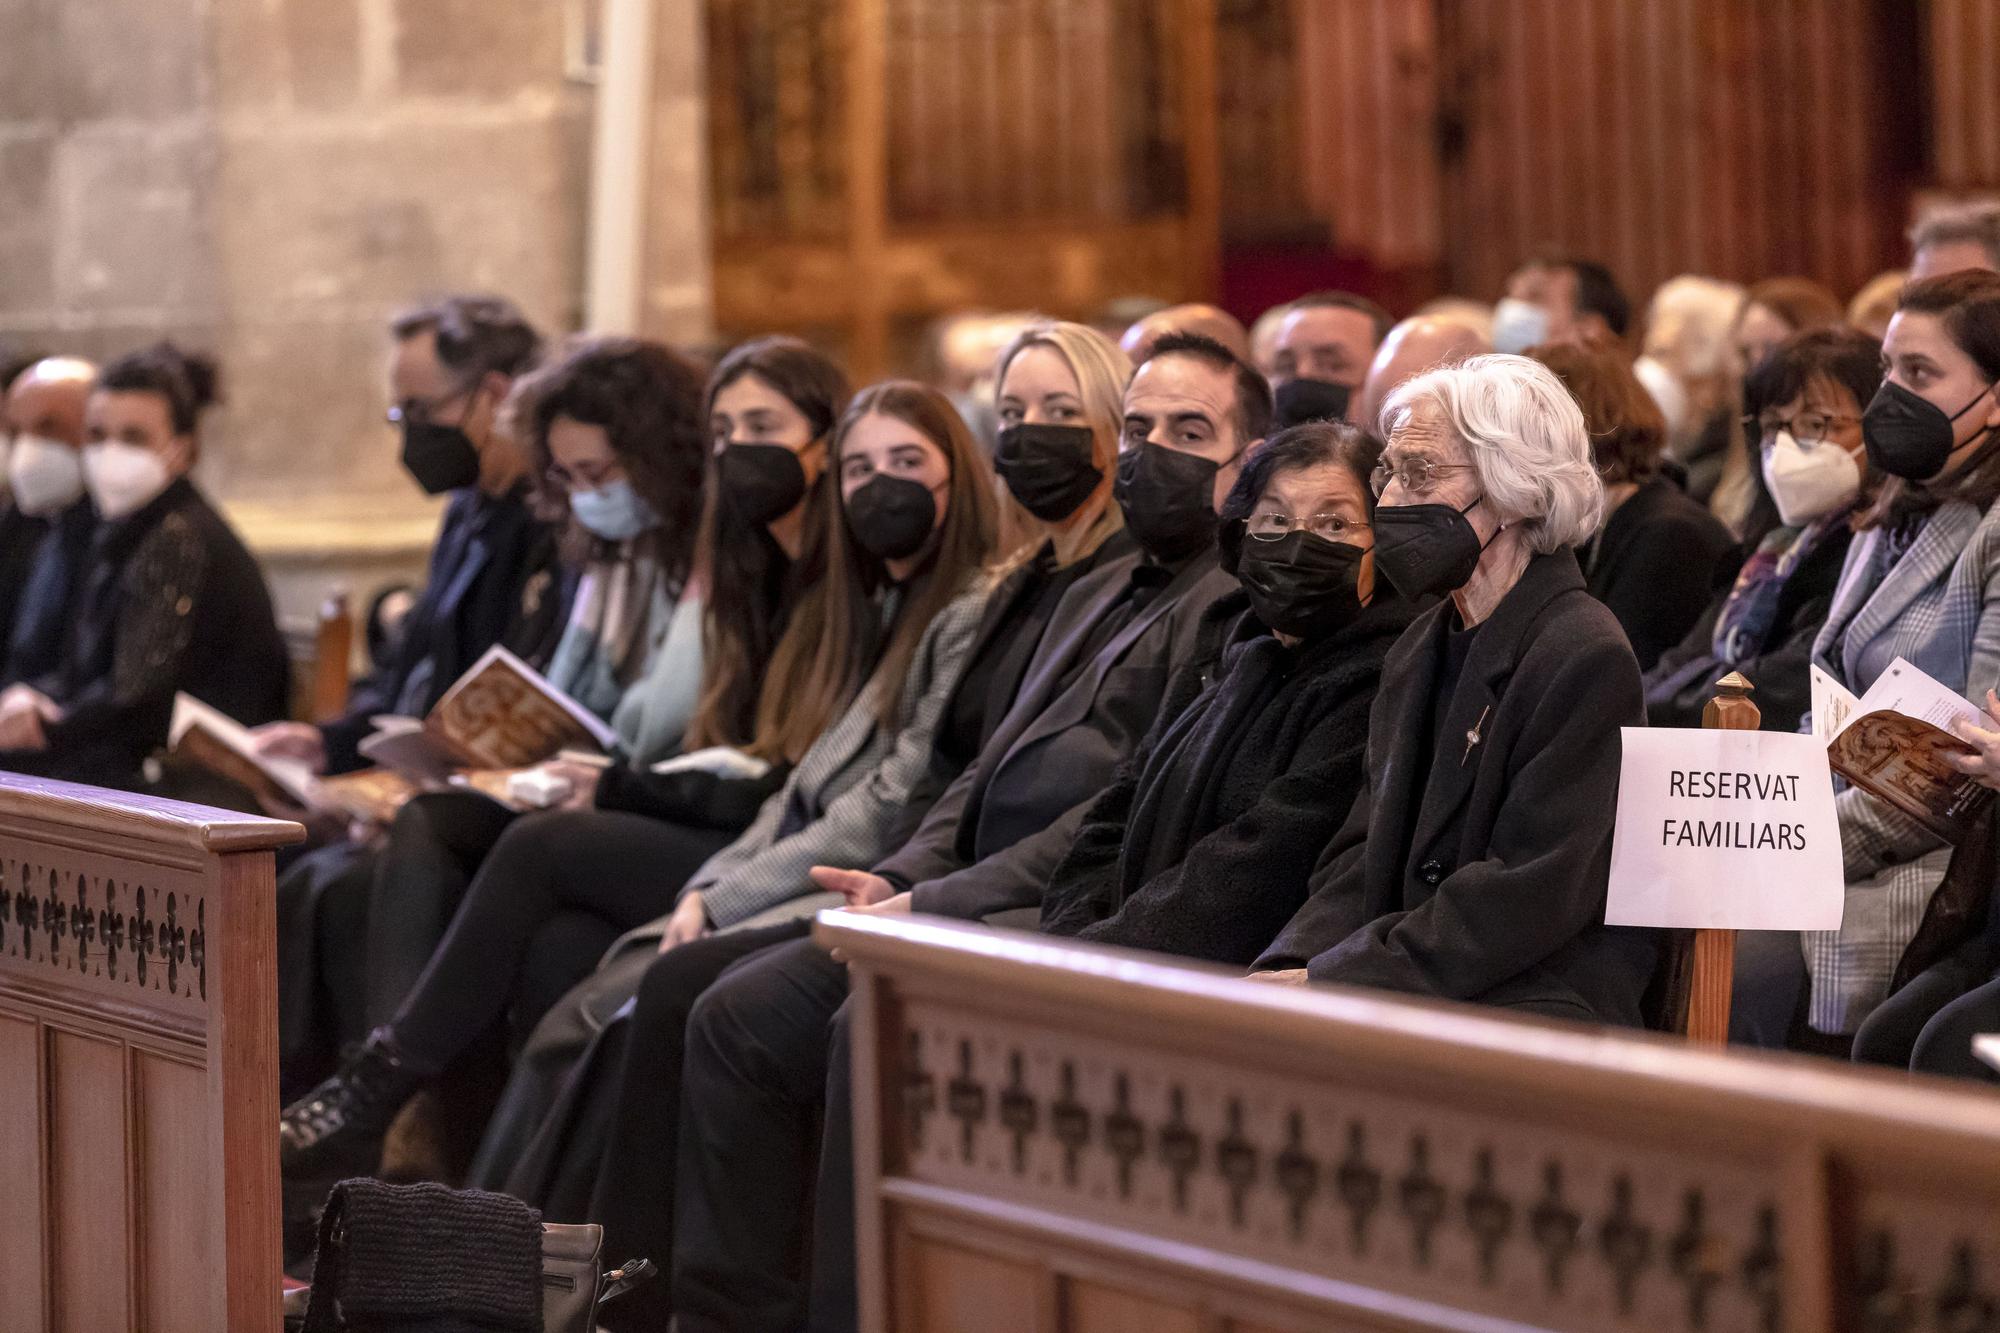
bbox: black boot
[280,1027,427,1180]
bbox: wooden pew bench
[825,912,2000,1333]
[0,774,300,1332]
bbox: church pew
[0,774,301,1332]
[824,911,2000,1333]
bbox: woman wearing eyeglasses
[1644,328,1882,733]
[1037,419,1418,963]
[1248,354,1659,1028]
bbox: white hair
[1641,275,1747,380]
[1380,353,1604,554]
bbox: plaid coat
[1806,497,2000,1034]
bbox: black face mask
[994,423,1102,521]
[1372,496,1488,599]
[1114,444,1223,565]
[401,419,481,495]
[1863,379,1997,482]
[1272,378,1353,430]
[1236,530,1368,638]
[720,441,811,525]
[845,473,938,561]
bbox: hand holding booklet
[171,646,621,822]
[1811,657,1994,842]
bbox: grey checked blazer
[1805,496,2000,1033]
[679,575,991,930]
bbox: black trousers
[276,839,377,1100]
[1854,936,2000,1081]
[673,936,854,1333]
[389,808,735,1072]
[585,920,814,1333]
[364,790,521,1029]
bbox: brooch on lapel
[1462,705,1491,767]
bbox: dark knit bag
[288,1179,654,1333]
[300,1181,543,1333]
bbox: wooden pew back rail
[828,912,2000,1333]
[0,775,300,1333]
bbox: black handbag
[284,1180,653,1331]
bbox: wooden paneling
[1246,0,1923,307]
[833,911,2000,1333]
[1294,0,1442,266]
[1435,0,1908,302]
[1066,1281,1202,1333]
[706,0,1219,374]
[0,1014,45,1331]
[1928,0,2000,189]
[48,1031,128,1333]
[0,776,299,1333]
[904,1233,1048,1330]
[137,1054,209,1333]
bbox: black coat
[321,485,568,774]
[1643,522,1854,731]
[1,497,94,687]
[1041,587,1418,966]
[879,546,1237,920]
[1583,476,1741,672]
[0,500,49,657]
[1256,548,1659,1026]
[2,478,289,790]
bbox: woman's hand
[808,865,897,908]
[658,890,710,953]
[851,891,912,917]
[250,721,328,774]
[538,759,604,810]
[1950,690,2000,790]
[0,685,59,751]
[1244,968,1309,987]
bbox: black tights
[387,808,736,1073]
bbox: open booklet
[355,645,621,782]
[1811,657,1994,842]
[169,646,622,823]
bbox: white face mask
[1491,297,1552,355]
[8,434,87,517]
[83,442,173,521]
[1760,429,1861,527]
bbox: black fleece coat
[1039,587,1417,966]
[1256,548,1660,1026]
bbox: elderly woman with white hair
[1252,353,1660,1025]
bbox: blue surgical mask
[1490,297,1551,355]
[570,478,658,541]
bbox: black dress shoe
[279,1028,426,1179]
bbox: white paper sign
[1605,727,1844,930]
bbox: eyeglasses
[1370,457,1474,497]
[1245,510,1360,542]
[1744,411,1859,442]
[386,385,476,429]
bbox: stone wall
[0,0,710,633]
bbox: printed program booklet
[1811,658,1994,842]
[170,646,619,822]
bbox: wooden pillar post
[1689,671,1761,1044]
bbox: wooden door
[705,0,1222,377]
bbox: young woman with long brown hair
[278,379,1004,1183]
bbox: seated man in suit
[250,294,566,778]
[664,333,1269,1333]
[0,357,98,681]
